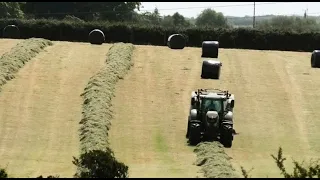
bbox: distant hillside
[226,15,320,27]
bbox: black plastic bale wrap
[201,59,222,79]
[2,25,20,39]
[202,41,219,58]
[311,50,320,68]
[88,29,105,45]
[167,34,186,49]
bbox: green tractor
[186,89,235,148]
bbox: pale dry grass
[0,41,111,177]
[0,39,22,55]
[109,45,320,178]
[109,46,204,178]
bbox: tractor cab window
[202,98,222,112]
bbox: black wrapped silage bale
[311,50,320,68]
[167,34,186,49]
[3,25,20,39]
[88,29,105,45]
[201,58,222,79]
[202,41,219,58]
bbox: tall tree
[0,2,25,18]
[86,2,141,21]
[256,16,320,33]
[23,2,76,19]
[161,15,174,27]
[23,2,141,21]
[138,7,161,25]
[195,8,228,28]
[172,12,190,27]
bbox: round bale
[167,34,186,49]
[3,25,20,39]
[202,41,219,58]
[201,58,222,79]
[311,50,320,68]
[88,29,105,45]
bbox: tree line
[2,2,320,32]
[0,2,229,28]
[0,2,320,33]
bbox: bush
[271,147,320,178]
[241,147,320,178]
[1,18,320,51]
[72,148,128,178]
[0,168,8,178]
[63,15,85,23]
[36,175,60,178]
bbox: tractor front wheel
[188,123,201,145]
[220,130,233,148]
[186,121,190,138]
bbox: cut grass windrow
[0,38,52,91]
[79,43,134,153]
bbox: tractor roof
[196,89,231,99]
[200,92,227,99]
[192,89,233,100]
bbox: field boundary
[1,18,319,51]
[0,38,52,91]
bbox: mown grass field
[109,45,320,178]
[0,39,111,177]
[0,39,319,178]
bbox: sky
[139,2,320,18]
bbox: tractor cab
[199,95,224,128]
